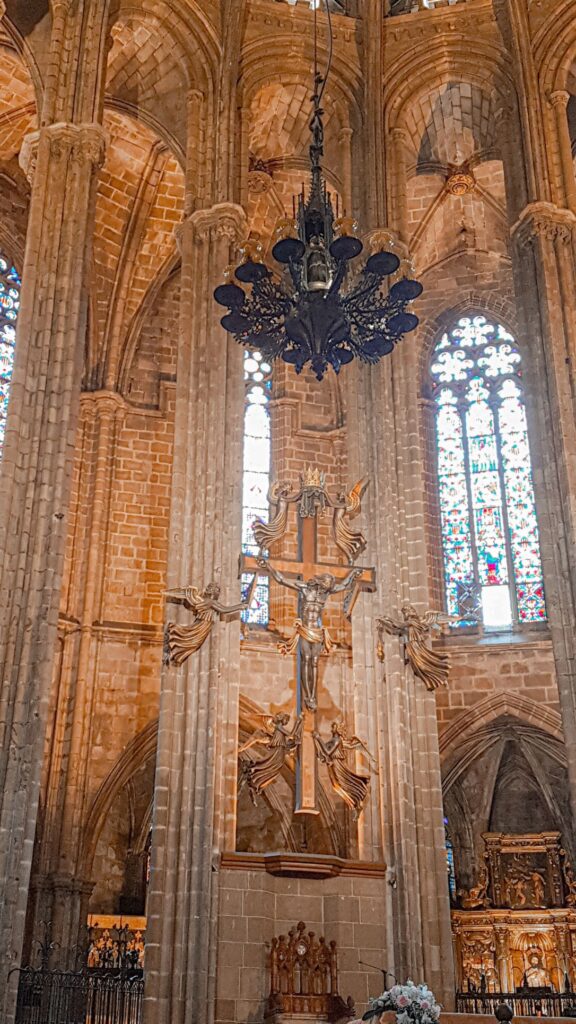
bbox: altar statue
[165,575,257,666]
[313,721,377,818]
[525,951,552,989]
[258,556,362,710]
[376,604,458,691]
[239,712,303,804]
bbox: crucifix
[241,476,375,815]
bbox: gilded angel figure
[313,721,377,818]
[238,712,303,804]
[332,476,369,565]
[165,575,257,666]
[252,481,293,553]
[376,604,458,691]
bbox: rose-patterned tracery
[430,315,546,629]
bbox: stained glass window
[444,817,457,901]
[430,315,546,629]
[0,251,20,455]
[242,351,272,625]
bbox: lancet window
[430,315,546,630]
[242,351,272,625]
[0,250,20,456]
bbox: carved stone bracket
[512,202,576,249]
[175,202,247,254]
[20,123,107,186]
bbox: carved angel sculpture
[332,477,369,564]
[376,604,458,691]
[165,575,257,666]
[313,721,377,818]
[238,712,303,804]
[253,482,292,553]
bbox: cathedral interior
[1,0,576,1023]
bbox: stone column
[338,126,354,214]
[389,128,409,244]
[548,92,576,214]
[345,231,455,1005]
[30,392,125,962]
[144,203,246,1024]
[494,926,511,991]
[0,117,106,1018]
[511,204,576,828]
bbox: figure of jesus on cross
[242,496,375,814]
[257,557,362,712]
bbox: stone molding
[511,201,576,248]
[20,123,107,185]
[175,201,246,252]
[548,90,571,111]
[0,2,5,19]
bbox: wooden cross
[241,515,375,816]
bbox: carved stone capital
[548,90,571,112]
[390,127,408,145]
[175,202,246,253]
[512,202,576,248]
[19,131,39,185]
[20,123,107,184]
[80,389,126,423]
[247,169,273,195]
[46,122,107,167]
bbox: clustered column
[0,118,106,1020]
[144,203,246,1024]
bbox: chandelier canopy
[214,5,423,381]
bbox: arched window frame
[427,312,547,633]
[241,351,273,626]
[0,245,21,457]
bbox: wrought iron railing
[15,968,143,1024]
[457,990,576,1017]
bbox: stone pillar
[144,203,246,1024]
[362,0,386,227]
[345,232,455,1005]
[30,392,125,962]
[389,128,409,244]
[494,926,511,991]
[548,92,576,214]
[338,126,354,214]
[511,204,576,828]
[0,116,106,1018]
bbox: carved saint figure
[313,722,376,818]
[376,605,458,691]
[165,576,257,666]
[258,557,362,710]
[525,951,551,989]
[458,863,491,909]
[332,477,369,565]
[239,712,303,804]
[530,871,546,908]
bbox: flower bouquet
[361,981,442,1023]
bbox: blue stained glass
[0,252,20,459]
[242,352,272,625]
[431,315,546,628]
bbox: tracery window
[444,817,457,901]
[242,351,272,625]
[430,315,546,630]
[0,250,20,455]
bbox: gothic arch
[534,0,576,93]
[417,296,520,393]
[79,719,158,877]
[439,692,564,767]
[384,43,514,136]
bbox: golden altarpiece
[454,832,576,998]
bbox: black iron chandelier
[214,2,423,381]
